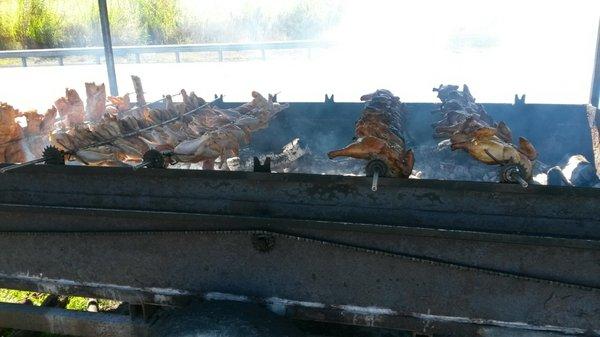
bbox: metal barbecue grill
[0,2,599,337]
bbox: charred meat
[328,89,414,178]
[433,84,537,180]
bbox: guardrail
[0,40,334,67]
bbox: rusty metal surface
[0,230,598,333]
[0,98,598,336]
[0,165,598,238]
[0,302,148,336]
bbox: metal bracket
[253,157,271,173]
[325,94,335,104]
[514,94,526,107]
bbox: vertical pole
[591,18,600,107]
[98,0,118,96]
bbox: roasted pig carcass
[0,103,26,163]
[433,84,538,181]
[85,82,106,122]
[432,84,495,138]
[450,117,537,180]
[49,84,286,169]
[106,94,131,116]
[54,88,85,128]
[21,107,58,158]
[172,91,289,169]
[327,89,414,178]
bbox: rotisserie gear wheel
[142,149,168,169]
[42,146,65,165]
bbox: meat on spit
[0,103,57,163]
[433,84,538,181]
[0,103,26,163]
[327,89,414,178]
[49,79,287,169]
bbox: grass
[0,0,343,50]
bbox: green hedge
[0,0,342,50]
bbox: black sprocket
[42,146,65,165]
[142,149,168,169]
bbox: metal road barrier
[0,40,334,67]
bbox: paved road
[0,51,594,112]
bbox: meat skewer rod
[371,170,380,192]
[0,157,46,173]
[70,97,219,154]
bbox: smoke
[316,0,600,103]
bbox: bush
[0,0,343,50]
[17,0,64,49]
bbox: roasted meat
[433,84,538,180]
[49,79,287,169]
[0,103,26,163]
[54,88,84,128]
[328,89,414,178]
[21,107,57,158]
[85,82,106,122]
[172,91,288,169]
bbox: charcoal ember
[547,155,599,187]
[226,157,242,171]
[246,138,309,172]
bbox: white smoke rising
[318,0,600,103]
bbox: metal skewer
[2,98,217,173]
[0,157,46,173]
[511,172,529,188]
[371,169,380,192]
[365,159,387,193]
[73,98,218,154]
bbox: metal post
[98,0,118,96]
[591,18,600,107]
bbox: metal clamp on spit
[500,164,529,188]
[366,159,388,192]
[0,146,65,173]
[253,157,271,173]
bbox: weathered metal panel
[0,166,598,238]
[0,230,597,333]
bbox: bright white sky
[1,0,599,110]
